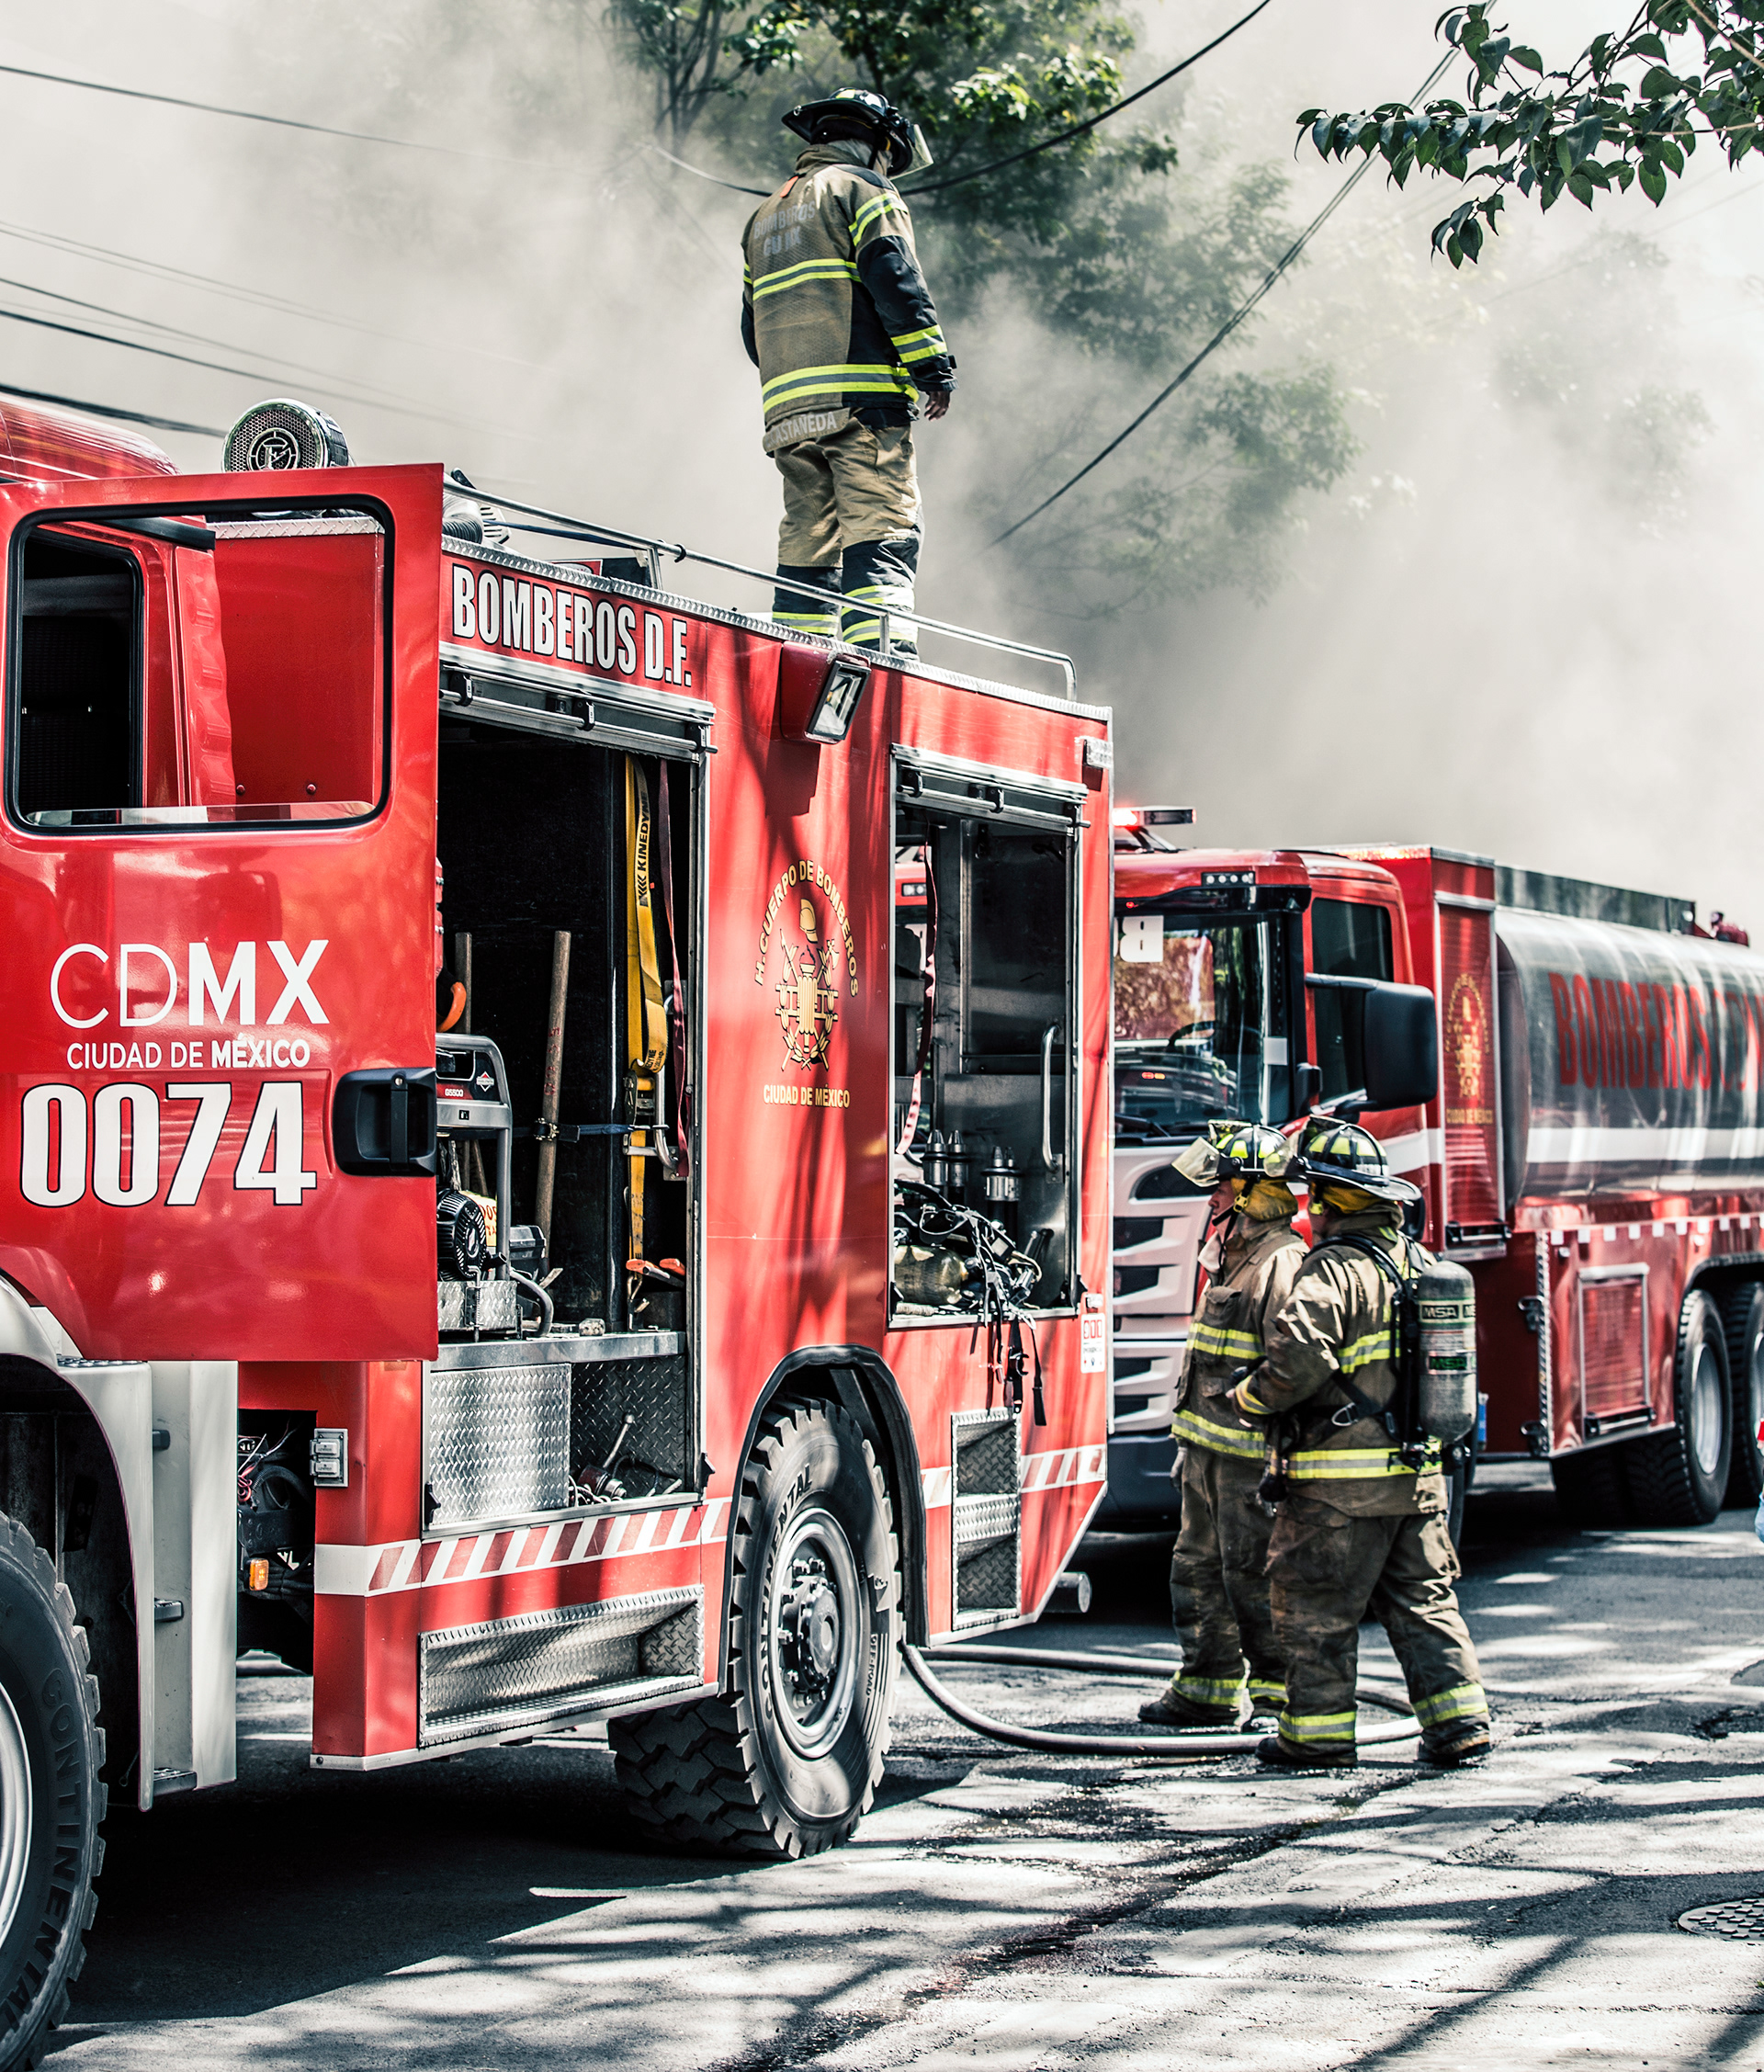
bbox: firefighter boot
[1138,1678,1243,1730]
[1256,1734,1356,1772]
[1419,1722,1492,1768]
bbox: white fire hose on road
[904,1643,1420,1760]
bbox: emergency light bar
[1112,805,1193,829]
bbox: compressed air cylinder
[1417,1256,1477,1444]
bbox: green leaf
[1445,231,1464,266]
[1661,139,1685,173]
[1638,64,1681,97]
[1510,46,1543,73]
[1640,160,1668,201]
[1567,169,1595,206]
[1632,32,1668,61]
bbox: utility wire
[0,60,547,168]
[0,380,221,438]
[0,218,538,368]
[0,274,430,413]
[902,0,1273,197]
[989,52,1452,547]
[648,0,1276,201]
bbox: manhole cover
[1678,1897,1764,1938]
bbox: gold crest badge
[775,895,841,1068]
[1448,973,1487,1101]
[755,859,859,1073]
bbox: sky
[0,1,1758,924]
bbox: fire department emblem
[775,897,840,1067]
[1447,974,1487,1099]
[755,859,860,1073]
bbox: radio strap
[653,763,690,1182]
[1314,1232,1427,1462]
[894,842,938,1156]
[625,758,669,1264]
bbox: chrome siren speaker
[223,398,351,472]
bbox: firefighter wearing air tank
[1141,1122,1302,1731]
[741,88,956,655]
[1229,1121,1491,1772]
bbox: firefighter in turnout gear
[1139,1122,1303,1731]
[741,88,956,655]
[1228,1120,1492,1772]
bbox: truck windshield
[1114,911,1290,1141]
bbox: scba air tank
[1416,1256,1477,1443]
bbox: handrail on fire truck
[447,470,1079,702]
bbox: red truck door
[0,465,441,1361]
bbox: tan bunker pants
[771,417,921,651]
[1167,1447,1285,1722]
[1268,1495,1488,1758]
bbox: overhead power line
[990,51,1453,547]
[0,61,546,168]
[0,218,537,368]
[902,0,1273,197]
[650,0,1275,201]
[0,380,221,438]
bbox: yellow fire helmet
[1171,1119,1295,1190]
[1296,1115,1421,1207]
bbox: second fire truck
[1103,816,1764,1539]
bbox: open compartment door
[0,464,444,1360]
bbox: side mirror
[1363,982,1438,1111]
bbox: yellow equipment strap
[626,759,669,1262]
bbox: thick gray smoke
[0,0,1756,927]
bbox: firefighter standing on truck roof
[1228,1120,1492,1772]
[1139,1121,1302,1732]
[741,87,956,656]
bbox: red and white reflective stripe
[920,1445,1105,1512]
[1018,1444,1106,1493]
[314,1497,729,1598]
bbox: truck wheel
[609,1399,897,1859]
[1550,1441,1632,1528]
[1626,1290,1733,1527]
[0,1514,104,2072]
[1719,1283,1764,1509]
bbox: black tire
[1626,1289,1733,1527]
[610,1399,897,1859]
[1719,1282,1764,1509]
[0,1513,104,2072]
[1550,1440,1632,1527]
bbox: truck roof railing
[447,471,1077,703]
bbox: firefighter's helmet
[1172,1119,1294,1191]
[1297,1116,1421,1207]
[783,89,933,177]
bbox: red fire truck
[1103,819,1764,1539]
[0,397,1113,2061]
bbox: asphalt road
[51,1467,1764,2070]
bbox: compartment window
[893,784,1080,1318]
[7,502,388,832]
[14,531,141,821]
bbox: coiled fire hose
[903,1643,1419,1760]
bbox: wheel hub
[1690,1340,1725,1479]
[767,1503,863,1761]
[0,1680,33,1951]
[780,1558,841,1693]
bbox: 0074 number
[18,1081,318,1208]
